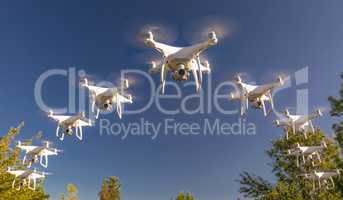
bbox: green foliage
[239,72,343,199]
[98,176,121,200]
[174,192,195,200]
[329,72,343,193]
[0,122,49,200]
[239,128,342,199]
[60,183,79,200]
[329,72,343,148]
[59,193,65,200]
[239,172,272,199]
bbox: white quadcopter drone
[17,140,61,168]
[48,111,92,141]
[229,75,284,116]
[300,169,340,190]
[274,109,323,139]
[144,30,218,94]
[81,78,133,119]
[287,140,327,167]
[7,167,50,191]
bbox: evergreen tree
[329,72,343,148]
[329,72,343,192]
[185,192,195,200]
[239,126,342,199]
[98,176,121,200]
[174,192,195,200]
[0,123,49,200]
[63,183,80,200]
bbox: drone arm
[189,37,217,57]
[145,37,180,57]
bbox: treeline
[238,73,343,199]
[0,125,195,200]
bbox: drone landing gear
[75,126,83,141]
[40,155,48,168]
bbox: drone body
[48,111,92,141]
[288,140,327,167]
[7,167,49,191]
[81,78,133,119]
[301,169,340,190]
[229,75,284,116]
[274,109,323,139]
[145,31,218,94]
[17,141,60,168]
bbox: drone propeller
[42,172,52,176]
[184,16,235,43]
[139,24,178,45]
[234,72,254,84]
[54,148,63,154]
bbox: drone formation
[7,140,60,190]
[7,78,132,190]
[5,27,340,192]
[273,108,340,191]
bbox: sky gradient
[0,0,343,200]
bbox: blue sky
[0,0,343,200]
